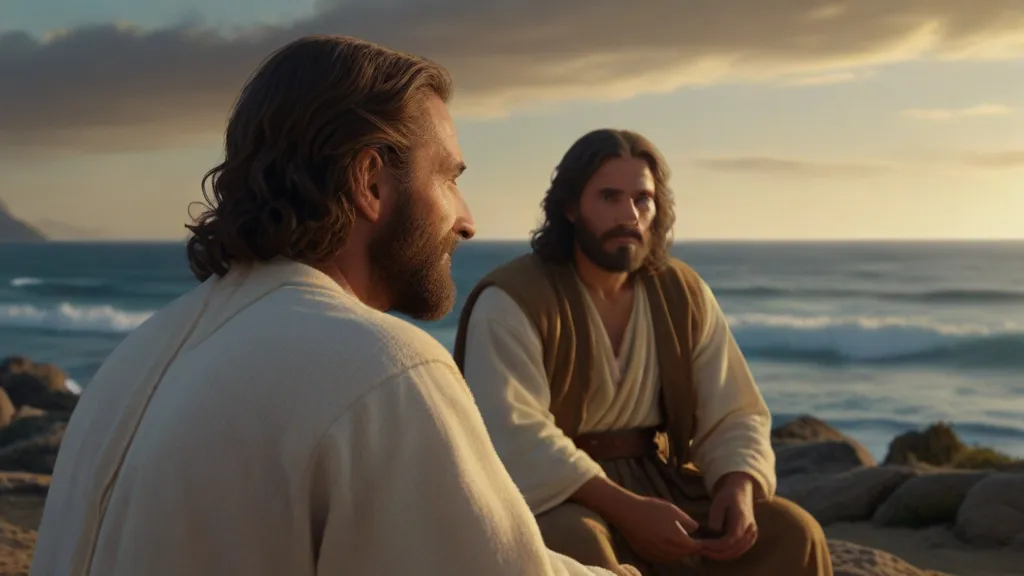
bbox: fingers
[701,522,758,562]
[675,511,699,533]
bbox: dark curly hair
[185,35,452,281]
[530,128,676,271]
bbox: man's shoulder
[251,288,458,379]
[660,256,704,281]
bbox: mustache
[444,232,462,255]
[601,227,644,242]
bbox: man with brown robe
[453,129,832,575]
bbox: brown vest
[452,253,707,467]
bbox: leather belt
[571,427,658,460]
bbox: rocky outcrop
[772,416,876,476]
[873,471,989,528]
[828,540,949,576]
[772,415,1024,574]
[779,466,919,525]
[0,356,78,476]
[0,200,46,243]
[954,473,1024,546]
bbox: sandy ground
[826,522,1024,576]
[0,493,43,576]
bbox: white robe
[31,259,616,576]
[460,275,776,515]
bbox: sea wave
[0,302,152,333]
[729,313,1024,368]
[7,276,185,299]
[715,285,1024,304]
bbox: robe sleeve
[689,279,778,500]
[312,359,616,576]
[459,286,607,515]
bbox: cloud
[961,151,1024,168]
[690,156,892,178]
[901,104,1015,120]
[775,69,877,87]
[4,0,1024,152]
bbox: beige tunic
[460,276,776,515]
[31,259,616,576]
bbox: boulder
[828,540,949,576]
[0,373,78,414]
[0,414,67,474]
[0,356,69,393]
[772,416,876,477]
[883,423,964,467]
[0,472,50,496]
[872,471,989,528]
[12,406,45,421]
[778,466,918,526]
[776,440,875,477]
[954,473,1024,546]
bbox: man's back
[33,260,610,576]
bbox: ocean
[1,240,1023,461]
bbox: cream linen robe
[460,276,776,515]
[31,259,618,576]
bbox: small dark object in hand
[692,526,725,540]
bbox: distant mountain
[0,199,47,243]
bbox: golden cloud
[3,0,1024,151]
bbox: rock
[828,540,949,576]
[773,415,850,443]
[772,416,876,477]
[0,357,32,380]
[954,473,1024,546]
[0,473,49,496]
[883,423,964,467]
[778,466,918,526]
[872,471,989,528]
[776,440,876,477]
[12,406,45,421]
[0,390,14,428]
[0,415,67,474]
[0,373,78,414]
[0,357,68,393]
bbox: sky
[1,0,1023,241]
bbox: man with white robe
[31,37,635,576]
[454,129,832,575]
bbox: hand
[612,564,642,576]
[611,495,702,563]
[699,473,758,562]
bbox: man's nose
[452,192,476,240]
[618,198,641,225]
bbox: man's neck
[310,249,390,312]
[572,249,634,302]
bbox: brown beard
[575,220,650,273]
[368,188,459,320]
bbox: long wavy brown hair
[185,36,452,281]
[530,129,676,272]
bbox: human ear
[564,202,579,224]
[351,147,385,223]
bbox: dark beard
[368,190,459,320]
[575,222,649,273]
